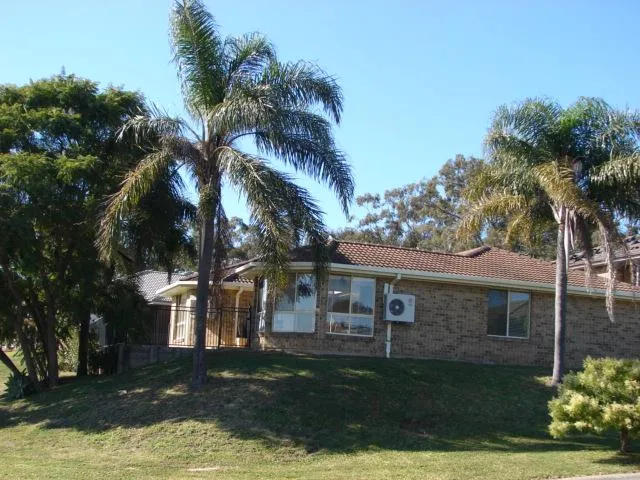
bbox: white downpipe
[234,288,245,346]
[385,274,402,359]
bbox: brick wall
[252,275,640,368]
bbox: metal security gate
[152,305,251,348]
[205,307,251,348]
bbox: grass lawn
[1,350,639,479]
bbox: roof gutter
[234,261,639,300]
[155,280,253,297]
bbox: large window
[273,274,316,333]
[487,290,530,338]
[257,279,267,333]
[327,276,375,336]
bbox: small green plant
[4,371,34,400]
[549,357,640,453]
[58,332,80,373]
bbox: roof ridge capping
[334,239,474,257]
[455,245,492,257]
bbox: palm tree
[459,97,640,386]
[98,0,353,389]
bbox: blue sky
[3,1,640,229]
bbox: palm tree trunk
[192,183,218,390]
[552,209,568,386]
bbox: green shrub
[4,371,35,400]
[549,357,640,453]
[58,330,101,374]
[58,332,80,373]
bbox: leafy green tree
[114,166,197,279]
[0,74,195,385]
[549,357,640,453]
[98,0,353,389]
[459,98,640,385]
[336,155,508,252]
[225,216,262,263]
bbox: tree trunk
[551,212,568,386]
[620,427,630,453]
[43,292,59,387]
[0,348,22,378]
[14,323,39,384]
[10,305,39,384]
[192,184,218,390]
[76,309,90,377]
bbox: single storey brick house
[158,240,640,368]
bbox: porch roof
[155,265,254,298]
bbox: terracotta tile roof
[569,234,640,267]
[289,240,639,294]
[220,272,253,285]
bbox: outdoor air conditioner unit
[384,293,415,323]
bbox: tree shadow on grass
[0,350,622,455]
[595,453,640,466]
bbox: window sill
[271,331,316,334]
[326,332,375,340]
[487,334,529,341]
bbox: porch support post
[234,288,245,346]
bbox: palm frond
[533,162,602,221]
[218,147,328,284]
[97,150,175,261]
[590,154,640,188]
[257,60,343,123]
[118,106,200,145]
[170,0,225,113]
[573,215,594,289]
[250,111,353,213]
[486,98,562,159]
[457,192,530,241]
[224,33,276,87]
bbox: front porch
[164,305,252,348]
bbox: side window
[487,289,530,338]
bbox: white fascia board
[155,280,254,297]
[233,262,260,277]
[224,281,254,290]
[239,261,638,300]
[155,281,197,297]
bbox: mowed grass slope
[1,350,639,479]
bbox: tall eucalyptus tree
[99,0,353,388]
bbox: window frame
[326,275,376,338]
[257,278,267,334]
[272,273,317,333]
[486,289,531,340]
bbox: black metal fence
[147,305,252,348]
